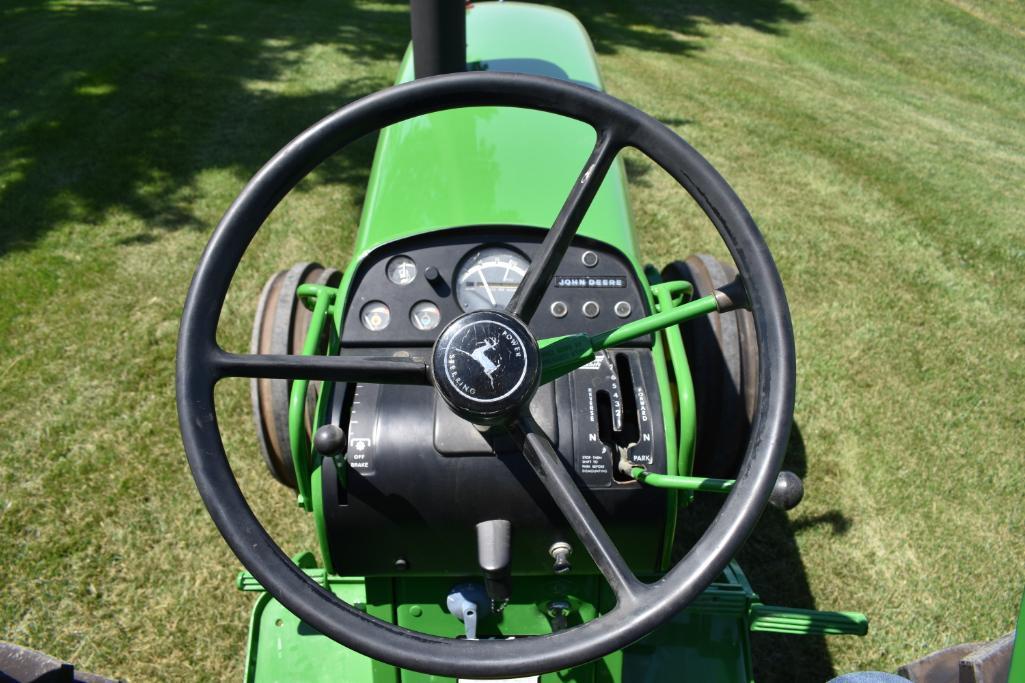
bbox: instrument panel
[325,227,669,575]
[340,226,651,346]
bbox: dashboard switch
[614,301,632,318]
[550,301,568,318]
[445,584,489,640]
[581,250,599,268]
[582,301,600,318]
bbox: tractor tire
[250,262,341,488]
[661,254,758,479]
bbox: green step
[749,604,869,636]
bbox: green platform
[242,562,866,683]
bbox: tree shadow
[0,0,409,255]
[676,423,853,682]
[0,0,807,254]
[549,0,808,56]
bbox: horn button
[431,310,540,426]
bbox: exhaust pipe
[410,0,466,78]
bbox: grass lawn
[1,0,1023,680]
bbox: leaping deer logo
[454,337,502,388]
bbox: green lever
[537,288,720,385]
[630,467,735,493]
[537,334,596,384]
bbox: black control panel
[339,226,651,347]
[567,350,661,487]
[320,347,670,577]
[320,227,671,578]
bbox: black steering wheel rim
[176,72,795,678]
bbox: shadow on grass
[550,0,808,56]
[0,0,410,254]
[740,423,854,682]
[0,0,807,254]
[676,423,853,682]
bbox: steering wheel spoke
[214,350,431,385]
[508,129,622,322]
[511,413,645,605]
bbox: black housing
[321,350,670,577]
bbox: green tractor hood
[356,1,639,261]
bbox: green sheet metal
[356,2,637,260]
[616,611,753,683]
[395,576,602,683]
[242,563,764,683]
[241,556,868,682]
[1010,589,1025,683]
[244,579,379,683]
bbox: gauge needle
[480,277,497,306]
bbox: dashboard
[340,226,652,346]
[324,226,670,575]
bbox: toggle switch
[446,584,490,640]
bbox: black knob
[313,424,346,456]
[769,470,804,511]
[424,265,441,283]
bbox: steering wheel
[176,72,795,678]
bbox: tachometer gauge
[455,247,530,312]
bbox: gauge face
[360,301,390,331]
[455,247,530,312]
[410,301,441,331]
[386,256,417,286]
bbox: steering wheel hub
[431,310,540,425]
